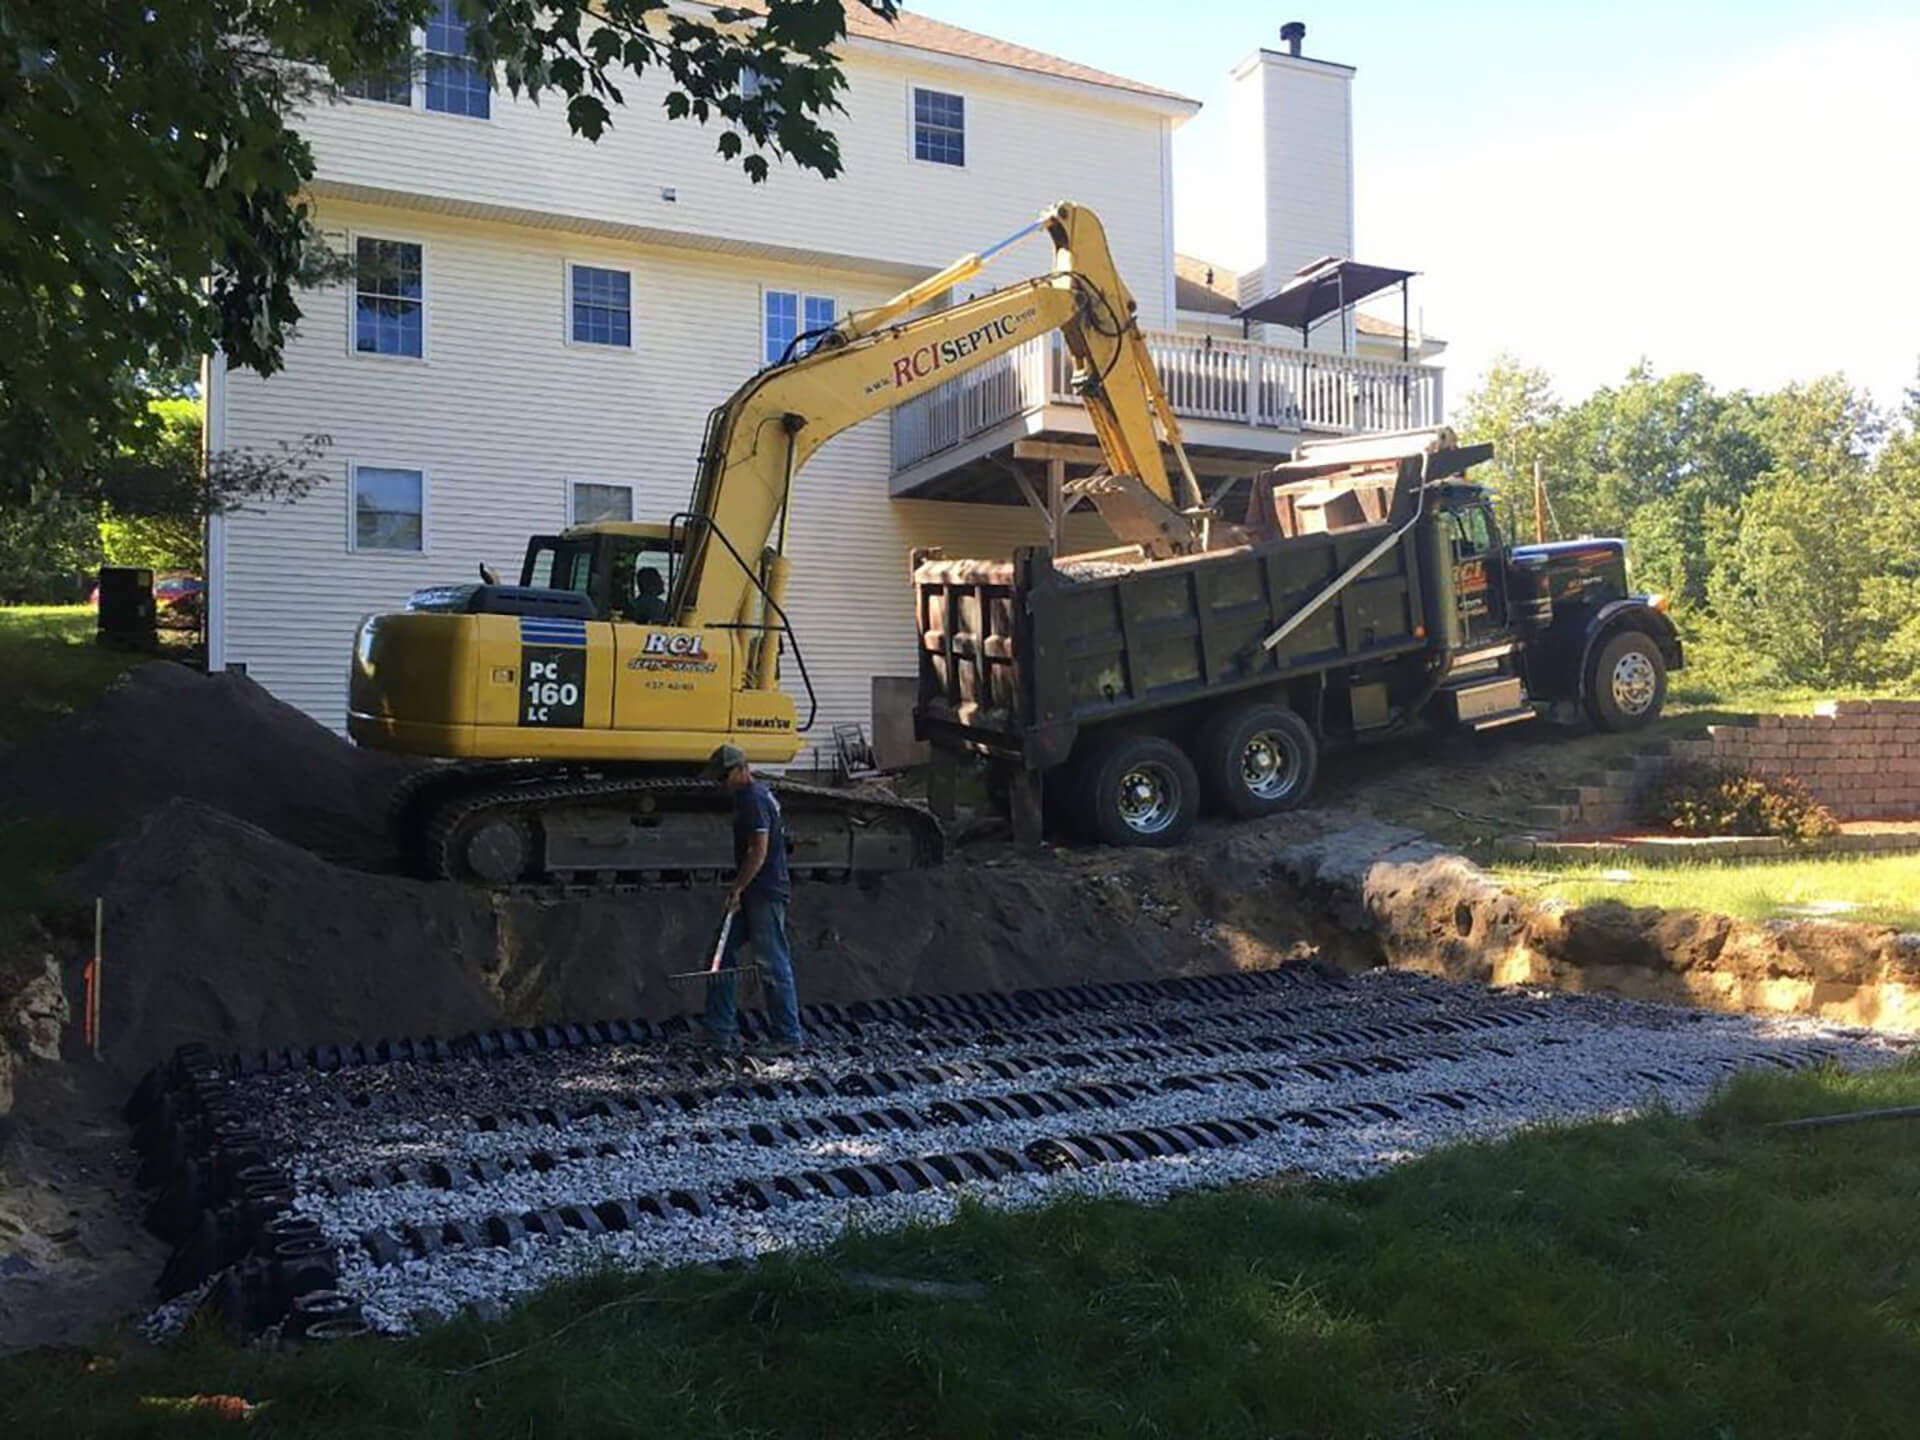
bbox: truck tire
[1198,704,1319,817]
[1586,629,1667,731]
[1073,733,1200,848]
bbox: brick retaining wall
[1526,699,1920,835]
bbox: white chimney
[1226,28,1356,341]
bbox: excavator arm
[671,202,1206,688]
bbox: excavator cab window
[520,536,593,594]
[606,537,678,624]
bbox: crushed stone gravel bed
[143,964,1913,1338]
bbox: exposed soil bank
[1279,820,1920,1031]
[63,800,1325,1084]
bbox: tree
[1706,378,1881,686]
[1453,356,1576,539]
[0,0,898,508]
[1554,367,1771,606]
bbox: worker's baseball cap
[704,743,748,780]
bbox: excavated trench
[6,664,1920,1346]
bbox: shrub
[1647,764,1839,841]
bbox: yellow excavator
[349,202,1211,885]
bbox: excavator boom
[674,202,1206,683]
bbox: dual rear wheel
[1070,702,1318,848]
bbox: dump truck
[912,427,1683,846]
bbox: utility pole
[1533,457,1547,544]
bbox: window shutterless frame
[907,84,967,168]
[562,260,636,350]
[567,479,636,526]
[346,462,430,555]
[340,11,494,122]
[346,231,430,362]
[760,287,836,367]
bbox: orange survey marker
[82,896,102,1057]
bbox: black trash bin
[97,566,157,649]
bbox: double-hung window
[343,2,488,115]
[571,482,633,525]
[352,467,425,552]
[912,88,965,166]
[346,62,411,106]
[763,291,835,367]
[424,0,490,117]
[571,266,632,347]
[354,238,424,358]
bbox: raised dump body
[912,429,1683,847]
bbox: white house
[207,6,1444,752]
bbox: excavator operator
[627,566,669,624]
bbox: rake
[666,906,762,994]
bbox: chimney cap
[1280,20,1306,56]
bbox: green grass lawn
[8,1060,1920,1439]
[1495,852,1920,931]
[0,604,157,746]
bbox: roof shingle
[706,3,1195,106]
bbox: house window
[912,88,965,166]
[763,291,835,366]
[353,467,424,552]
[571,266,632,347]
[354,238,424,357]
[571,482,633,525]
[346,61,412,106]
[424,0,490,118]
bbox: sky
[908,1,1920,407]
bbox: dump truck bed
[914,516,1432,770]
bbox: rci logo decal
[628,630,718,675]
[644,632,705,657]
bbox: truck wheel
[1074,734,1199,848]
[1587,629,1667,731]
[1199,704,1319,817]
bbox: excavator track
[413,765,944,891]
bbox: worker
[626,565,669,624]
[700,743,802,1054]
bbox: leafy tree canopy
[0,0,898,506]
[1457,357,1920,693]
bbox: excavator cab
[521,524,682,625]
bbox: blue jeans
[704,895,802,1046]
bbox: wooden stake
[90,896,103,1060]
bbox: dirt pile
[0,663,414,863]
[64,801,502,1080]
[66,799,1325,1081]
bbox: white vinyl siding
[217,201,1111,736]
[292,48,1179,328]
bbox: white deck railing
[891,329,1443,475]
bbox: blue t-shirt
[732,780,791,901]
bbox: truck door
[1446,501,1510,646]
